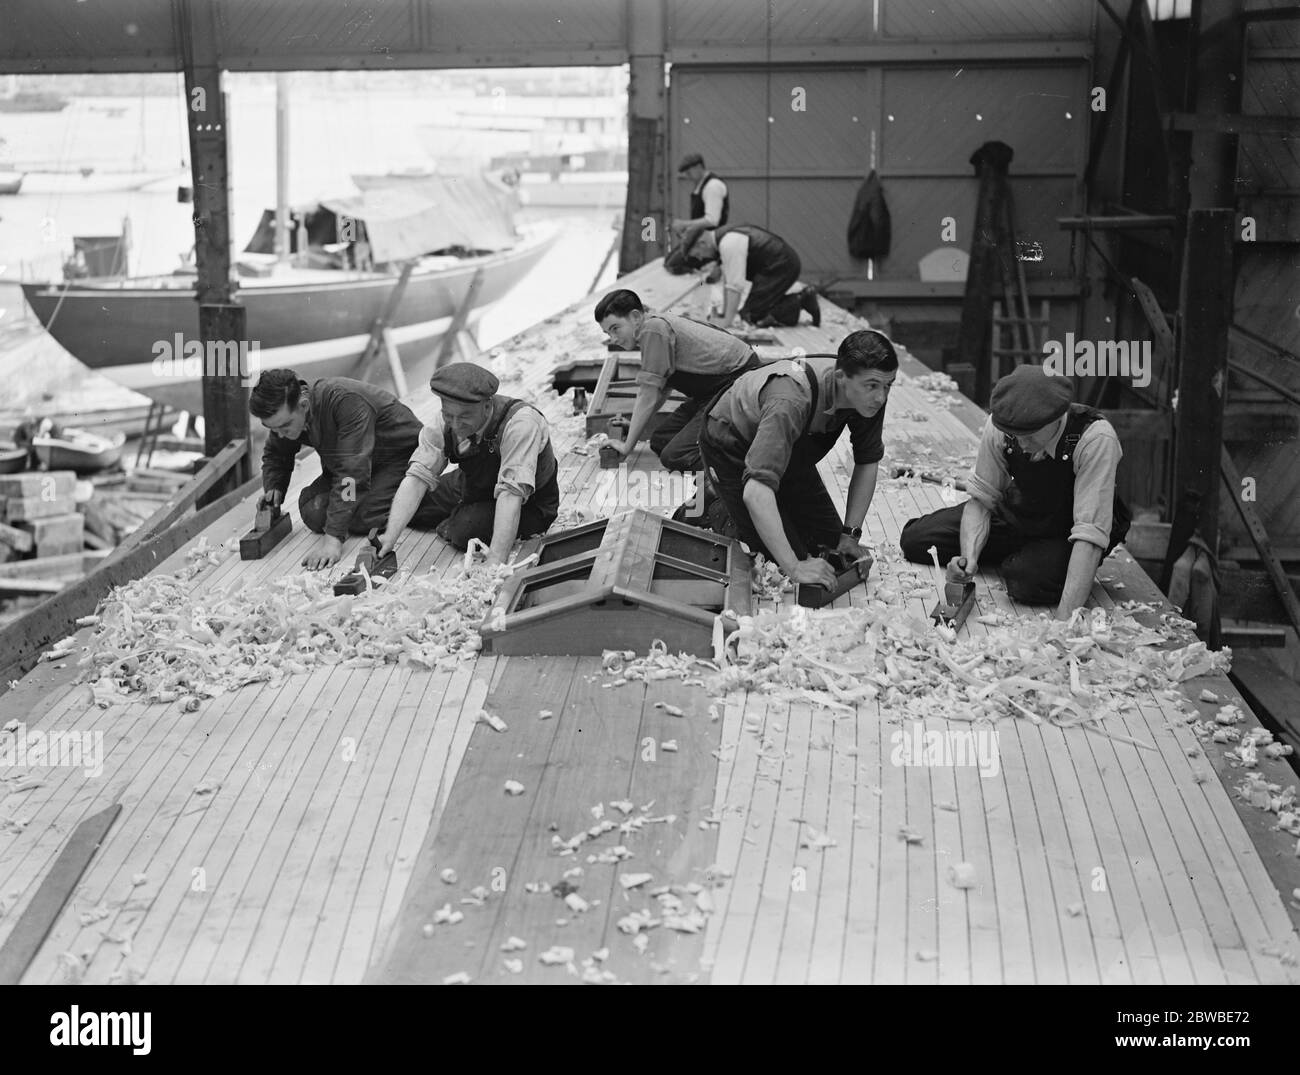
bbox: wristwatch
[842,524,863,539]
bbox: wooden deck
[1,260,1298,985]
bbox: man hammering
[898,364,1131,619]
[377,362,559,567]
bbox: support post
[176,0,252,506]
[1170,209,1234,556]
[620,0,666,274]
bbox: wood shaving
[503,780,525,796]
[73,557,518,707]
[439,868,458,884]
[502,958,523,974]
[501,936,527,951]
[620,872,653,890]
[442,971,471,985]
[949,862,976,889]
[539,945,575,965]
[660,739,678,752]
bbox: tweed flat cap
[989,364,1073,435]
[677,152,704,174]
[428,362,499,403]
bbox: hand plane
[931,580,977,630]
[239,502,292,560]
[599,444,623,469]
[796,550,873,609]
[333,528,398,596]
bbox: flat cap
[989,363,1073,436]
[677,152,704,174]
[428,362,499,403]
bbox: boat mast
[275,71,290,264]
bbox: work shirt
[707,355,886,490]
[966,413,1122,548]
[635,312,755,393]
[261,377,423,541]
[406,403,550,500]
[692,174,728,227]
[718,231,751,293]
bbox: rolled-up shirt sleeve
[719,232,749,292]
[742,382,808,491]
[635,322,672,390]
[405,418,448,491]
[1069,422,1122,548]
[495,407,549,500]
[965,417,1011,511]
[701,178,726,227]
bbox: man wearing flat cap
[250,369,439,570]
[899,364,1131,619]
[667,153,729,269]
[377,361,559,565]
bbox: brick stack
[0,471,85,560]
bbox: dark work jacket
[690,171,729,228]
[444,394,560,513]
[261,377,423,539]
[716,224,796,281]
[1000,403,1131,547]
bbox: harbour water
[0,73,627,410]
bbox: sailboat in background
[20,75,559,414]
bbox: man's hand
[302,534,343,570]
[670,218,688,235]
[604,438,629,457]
[258,488,284,511]
[946,555,977,583]
[376,529,399,559]
[835,533,869,561]
[789,557,837,590]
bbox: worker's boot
[800,289,822,327]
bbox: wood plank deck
[1,259,1297,985]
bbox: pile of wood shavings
[75,549,516,708]
[618,603,1231,740]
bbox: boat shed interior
[0,0,1298,1009]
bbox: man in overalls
[698,330,896,589]
[898,363,1130,619]
[251,369,436,570]
[594,288,762,472]
[377,362,559,567]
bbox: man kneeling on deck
[681,224,820,330]
[251,369,440,570]
[698,330,896,589]
[898,364,1131,619]
[594,288,762,472]
[376,362,559,566]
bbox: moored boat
[21,181,559,413]
[32,428,126,474]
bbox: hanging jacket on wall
[847,169,891,260]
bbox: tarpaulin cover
[243,174,518,261]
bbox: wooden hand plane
[930,580,977,629]
[333,528,397,595]
[239,502,292,560]
[795,550,873,609]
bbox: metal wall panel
[876,177,1076,280]
[422,0,625,52]
[881,66,1085,175]
[666,0,769,48]
[3,0,176,64]
[769,69,872,174]
[1238,38,1300,191]
[765,178,862,275]
[672,68,771,172]
[882,0,1091,38]
[221,0,416,57]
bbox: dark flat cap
[428,362,499,403]
[990,363,1073,435]
[677,152,704,174]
